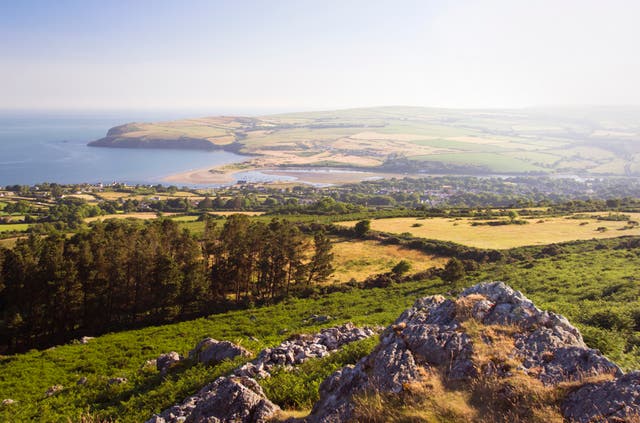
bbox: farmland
[329,238,448,283]
[87,106,640,183]
[338,213,640,249]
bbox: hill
[88,106,640,179]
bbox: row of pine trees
[0,215,333,353]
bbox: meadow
[338,213,640,249]
[329,237,447,283]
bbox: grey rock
[189,338,251,366]
[234,323,379,379]
[45,385,63,397]
[150,324,379,422]
[307,282,626,423]
[157,351,182,375]
[1,399,16,406]
[77,377,88,386]
[146,376,280,423]
[108,377,127,385]
[563,371,640,423]
[79,336,95,344]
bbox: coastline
[162,163,404,186]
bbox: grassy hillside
[88,106,640,176]
[2,236,640,421]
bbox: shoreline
[162,163,404,186]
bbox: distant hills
[89,106,640,176]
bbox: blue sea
[0,111,259,187]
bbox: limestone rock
[157,351,182,375]
[189,338,251,366]
[562,371,640,423]
[146,376,280,423]
[307,282,625,422]
[235,323,378,379]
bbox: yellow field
[206,211,264,216]
[85,212,176,222]
[0,237,20,248]
[94,192,132,200]
[329,238,448,283]
[337,213,640,249]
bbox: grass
[0,280,448,422]
[3,232,640,420]
[338,214,640,249]
[411,152,547,173]
[329,237,448,283]
[0,223,30,233]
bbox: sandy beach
[162,164,403,186]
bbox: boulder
[189,338,251,366]
[157,351,182,375]
[145,376,280,423]
[1,399,15,406]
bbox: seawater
[0,111,250,186]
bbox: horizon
[2,0,639,111]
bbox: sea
[0,110,286,187]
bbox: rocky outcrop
[307,282,629,422]
[147,324,378,423]
[147,377,280,423]
[562,371,640,422]
[234,323,378,379]
[189,338,251,366]
[148,283,640,422]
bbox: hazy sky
[1,0,639,112]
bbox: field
[3,236,640,421]
[0,223,30,233]
[89,106,640,181]
[329,238,448,283]
[85,212,176,222]
[338,213,640,249]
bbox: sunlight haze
[1,0,639,111]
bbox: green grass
[0,223,30,233]
[3,236,640,421]
[410,138,509,153]
[411,152,547,173]
[0,281,447,422]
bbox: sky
[1,0,639,112]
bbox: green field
[0,223,30,233]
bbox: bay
[0,111,248,186]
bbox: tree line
[0,216,333,353]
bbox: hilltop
[148,282,640,422]
[88,106,640,181]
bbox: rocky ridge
[146,323,378,423]
[147,282,640,422]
